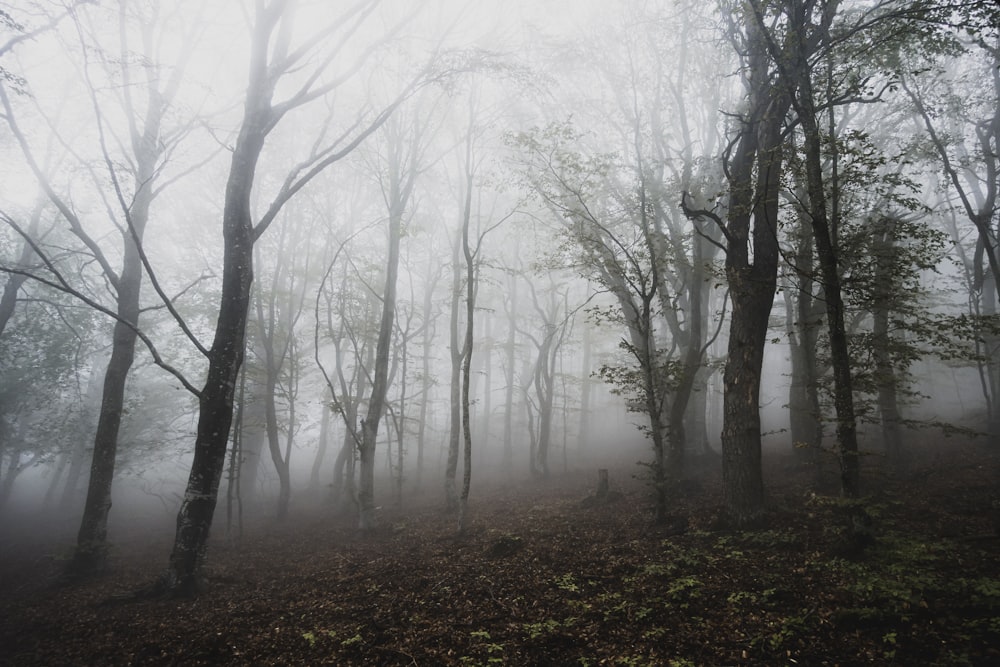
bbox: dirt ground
[1,441,999,666]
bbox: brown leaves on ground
[2,443,999,666]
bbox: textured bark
[718,5,790,526]
[163,123,260,593]
[162,46,271,591]
[162,0,405,588]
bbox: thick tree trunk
[721,271,773,526]
[226,366,246,540]
[160,115,264,595]
[719,14,789,525]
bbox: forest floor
[1,440,999,666]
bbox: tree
[163,0,434,593]
[250,211,313,519]
[683,0,792,526]
[356,102,427,531]
[901,16,1000,433]
[0,278,99,507]
[516,123,678,522]
[518,274,573,478]
[0,0,208,574]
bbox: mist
[1,1,999,664]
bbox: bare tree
[163,0,435,593]
[250,213,312,519]
[0,1,209,574]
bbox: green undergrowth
[499,494,1000,665]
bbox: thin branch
[0,214,201,397]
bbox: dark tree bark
[769,0,860,497]
[163,116,261,593]
[164,0,418,591]
[711,1,792,527]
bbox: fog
[0,0,997,583]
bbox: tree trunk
[226,364,247,540]
[872,217,904,471]
[444,231,463,510]
[458,165,476,532]
[357,182,403,531]
[785,217,823,466]
[719,12,789,526]
[793,57,860,498]
[71,151,153,575]
[160,112,265,595]
[310,399,331,493]
[415,257,435,490]
[578,321,593,457]
[535,337,554,478]
[502,270,518,476]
